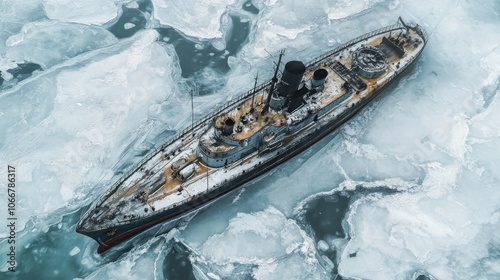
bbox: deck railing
[78,79,273,225]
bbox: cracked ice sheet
[196,207,327,279]
[151,0,238,40]
[334,1,500,279]
[0,30,181,236]
[43,0,133,25]
[339,166,500,279]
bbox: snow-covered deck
[79,21,426,232]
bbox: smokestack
[222,118,235,136]
[287,86,309,113]
[277,61,306,97]
[311,69,328,88]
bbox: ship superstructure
[77,18,427,253]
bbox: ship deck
[78,20,427,233]
[214,95,286,141]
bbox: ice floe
[43,0,130,25]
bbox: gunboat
[77,18,427,253]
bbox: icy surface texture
[0,30,180,236]
[82,236,170,280]
[334,1,500,279]
[193,207,327,279]
[151,0,238,39]
[201,207,311,262]
[42,0,132,25]
[5,21,118,68]
[240,0,391,63]
[0,0,45,53]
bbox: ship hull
[77,56,421,253]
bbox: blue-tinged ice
[190,207,327,279]
[335,1,500,279]
[42,0,131,25]
[81,235,170,280]
[0,0,45,53]
[5,21,118,68]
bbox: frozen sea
[0,0,499,279]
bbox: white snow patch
[69,246,81,256]
[317,240,330,252]
[124,22,136,30]
[207,272,221,280]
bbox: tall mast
[262,49,285,115]
[206,166,209,192]
[190,88,194,131]
[250,72,258,113]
